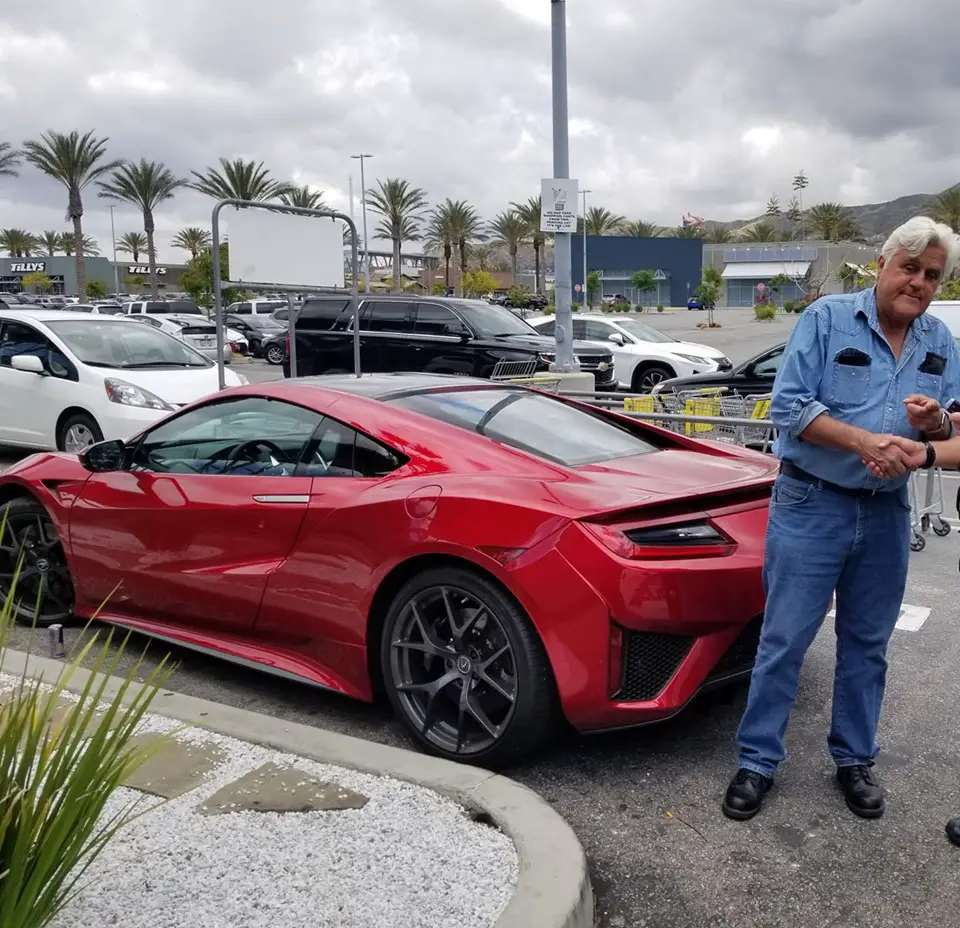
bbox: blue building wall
[572,236,704,307]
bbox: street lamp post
[108,206,120,297]
[351,153,373,293]
[580,188,591,305]
[551,0,577,372]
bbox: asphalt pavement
[7,311,960,927]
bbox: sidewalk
[1,648,593,928]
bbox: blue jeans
[736,474,911,778]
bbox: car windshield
[613,319,677,344]
[46,319,212,369]
[453,301,538,338]
[388,387,658,467]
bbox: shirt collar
[855,286,933,334]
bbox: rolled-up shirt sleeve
[938,336,960,410]
[770,307,829,441]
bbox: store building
[0,256,190,296]
[573,236,704,307]
[703,241,880,307]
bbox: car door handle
[252,494,309,504]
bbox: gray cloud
[1,0,959,261]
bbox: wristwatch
[922,441,937,469]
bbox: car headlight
[538,352,556,364]
[675,353,712,365]
[103,378,173,410]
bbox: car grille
[614,629,695,702]
[578,354,616,383]
[705,615,764,682]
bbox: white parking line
[827,603,931,631]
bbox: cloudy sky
[1,0,958,262]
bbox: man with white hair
[722,216,960,821]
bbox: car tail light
[582,520,733,559]
[608,624,624,696]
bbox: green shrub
[793,301,809,313]
[754,303,777,321]
[0,516,174,928]
[783,300,795,313]
[656,304,664,312]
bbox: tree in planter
[631,270,657,309]
[586,270,601,307]
[85,279,109,300]
[767,273,794,309]
[694,266,723,327]
[21,271,53,294]
[461,269,497,298]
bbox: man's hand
[904,394,943,433]
[863,435,926,478]
[856,432,917,478]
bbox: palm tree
[929,185,960,233]
[171,226,212,259]
[705,227,734,244]
[366,178,429,292]
[807,202,847,241]
[488,210,528,284]
[99,159,187,297]
[0,142,20,178]
[584,206,625,236]
[189,157,289,202]
[436,200,485,295]
[0,229,38,257]
[511,196,547,294]
[738,222,778,243]
[61,233,100,256]
[425,201,457,290]
[21,130,121,297]
[279,184,326,211]
[622,220,662,238]
[116,231,148,262]
[671,224,707,239]
[38,231,62,256]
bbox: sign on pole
[541,178,579,234]
[574,284,582,292]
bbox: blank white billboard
[223,207,345,288]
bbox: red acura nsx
[0,373,777,766]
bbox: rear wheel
[381,566,558,767]
[265,344,285,365]
[0,497,74,626]
[632,364,675,393]
[56,412,102,453]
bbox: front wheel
[0,497,75,626]
[265,344,285,365]
[381,566,558,767]
[57,412,103,453]
[632,364,675,393]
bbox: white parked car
[527,313,732,392]
[0,310,245,452]
[123,313,233,364]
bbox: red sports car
[0,373,777,766]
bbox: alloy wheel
[0,508,74,623]
[639,369,670,389]
[266,345,285,365]
[389,585,518,756]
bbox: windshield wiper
[118,361,198,369]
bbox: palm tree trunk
[459,242,468,297]
[444,246,451,289]
[72,214,86,298]
[534,244,541,294]
[511,248,518,285]
[393,238,401,293]
[144,209,159,298]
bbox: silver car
[125,313,231,364]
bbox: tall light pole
[351,153,373,292]
[580,188,591,305]
[551,0,577,371]
[108,205,120,296]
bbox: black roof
[292,372,503,400]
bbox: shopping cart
[907,467,951,551]
[489,359,562,393]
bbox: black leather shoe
[836,765,885,819]
[947,817,960,847]
[722,768,772,820]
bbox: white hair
[881,216,960,278]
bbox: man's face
[875,245,946,324]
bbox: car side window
[233,303,252,315]
[536,319,556,336]
[584,321,613,341]
[413,304,468,337]
[299,416,407,478]
[754,348,783,377]
[130,396,324,477]
[363,302,413,333]
[0,322,71,377]
[571,319,587,339]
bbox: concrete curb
[0,647,594,928]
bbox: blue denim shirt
[771,287,960,491]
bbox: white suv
[528,313,731,392]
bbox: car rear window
[388,388,658,466]
[145,301,202,315]
[296,299,352,330]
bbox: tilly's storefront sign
[127,265,167,275]
[9,262,45,273]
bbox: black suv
[283,296,616,390]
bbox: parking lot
[4,307,960,927]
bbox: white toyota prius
[0,309,245,452]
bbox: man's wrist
[923,410,953,441]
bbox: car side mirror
[608,332,625,346]
[10,355,46,375]
[78,439,126,472]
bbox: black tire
[381,566,558,768]
[632,363,675,393]
[265,344,285,365]
[56,412,103,453]
[0,496,75,627]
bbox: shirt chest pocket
[828,347,872,408]
[916,351,947,399]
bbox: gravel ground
[0,673,518,928]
